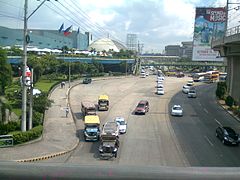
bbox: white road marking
[214,118,222,127]
[198,102,202,106]
[203,108,208,114]
[204,136,214,147]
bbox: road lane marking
[203,108,208,114]
[198,102,202,106]
[214,118,222,127]
[204,136,214,147]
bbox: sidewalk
[0,81,80,162]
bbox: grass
[35,79,59,93]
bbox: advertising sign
[192,7,226,61]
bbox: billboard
[192,7,226,61]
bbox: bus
[203,71,219,83]
[192,72,206,82]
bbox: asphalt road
[41,75,189,166]
[40,76,240,167]
[169,83,240,167]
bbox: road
[41,75,189,166]
[40,76,240,167]
[169,83,240,167]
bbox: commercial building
[181,41,193,59]
[165,45,181,56]
[0,26,90,50]
[88,38,127,52]
[126,34,137,51]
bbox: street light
[21,0,57,132]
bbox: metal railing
[0,135,13,147]
[226,25,240,37]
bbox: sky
[0,0,237,53]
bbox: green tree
[0,48,13,95]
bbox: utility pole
[68,62,71,88]
[21,0,28,132]
[28,68,33,130]
[21,0,54,132]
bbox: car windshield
[225,128,236,136]
[173,107,182,110]
[137,104,145,108]
[2,1,239,179]
[117,121,125,125]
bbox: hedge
[8,125,43,145]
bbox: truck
[98,95,109,111]
[81,101,97,117]
[84,115,100,141]
[98,121,120,159]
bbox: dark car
[83,78,92,84]
[216,126,239,145]
[134,100,149,115]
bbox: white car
[188,89,197,98]
[171,105,183,116]
[157,79,164,84]
[182,85,191,94]
[157,76,165,80]
[157,88,164,95]
[187,80,194,86]
[157,83,164,88]
[115,117,127,134]
[140,72,146,78]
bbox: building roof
[88,38,126,52]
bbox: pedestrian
[65,107,69,117]
[62,81,65,88]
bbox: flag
[64,25,73,36]
[77,27,80,34]
[58,23,64,33]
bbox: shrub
[225,95,234,107]
[0,121,20,135]
[33,111,43,127]
[9,125,43,145]
[216,82,227,99]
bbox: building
[181,41,193,59]
[0,26,90,50]
[165,45,181,56]
[88,38,127,52]
[126,34,137,51]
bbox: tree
[0,48,13,95]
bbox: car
[145,72,149,76]
[135,100,149,115]
[176,72,184,78]
[182,85,191,94]
[157,88,164,95]
[171,105,183,116]
[83,77,92,84]
[157,76,165,80]
[140,72,146,78]
[187,80,194,86]
[115,117,127,134]
[216,126,240,145]
[188,89,197,98]
[157,83,164,88]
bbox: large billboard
[192,7,226,61]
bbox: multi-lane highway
[169,83,240,167]
[42,75,240,167]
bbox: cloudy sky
[0,0,236,52]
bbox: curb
[216,99,240,123]
[15,140,79,162]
